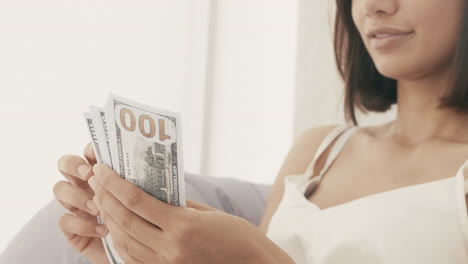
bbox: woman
[54,0,468,263]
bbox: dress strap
[462,160,468,195]
[465,178,468,195]
[302,124,350,179]
[301,124,358,196]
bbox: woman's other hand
[89,164,294,264]
[54,143,109,264]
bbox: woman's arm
[89,164,296,264]
[83,125,341,263]
[258,124,340,233]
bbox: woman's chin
[374,63,426,81]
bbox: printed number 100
[120,108,171,141]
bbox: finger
[57,200,97,220]
[58,155,94,184]
[58,213,108,240]
[101,209,164,264]
[53,181,99,216]
[93,164,179,228]
[83,143,97,166]
[89,176,162,247]
[186,200,215,211]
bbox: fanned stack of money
[83,93,186,264]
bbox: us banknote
[83,94,186,264]
[83,113,122,264]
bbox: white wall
[204,0,298,184]
[0,0,210,252]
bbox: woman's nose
[359,0,398,17]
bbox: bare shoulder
[258,124,341,233]
[276,124,342,176]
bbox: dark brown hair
[334,0,468,126]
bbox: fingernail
[95,225,108,236]
[88,177,96,190]
[86,200,98,215]
[78,164,92,179]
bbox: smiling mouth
[368,31,415,51]
[370,32,414,39]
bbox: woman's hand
[88,164,294,264]
[54,144,109,264]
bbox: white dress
[267,124,468,264]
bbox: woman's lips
[369,32,415,51]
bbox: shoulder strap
[461,160,468,195]
[300,124,357,196]
[302,124,352,180]
[465,177,468,195]
[319,126,358,177]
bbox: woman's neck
[389,71,468,146]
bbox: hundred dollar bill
[89,106,113,168]
[106,93,185,207]
[84,94,186,264]
[83,113,103,164]
[83,113,123,264]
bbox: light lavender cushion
[0,173,271,264]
